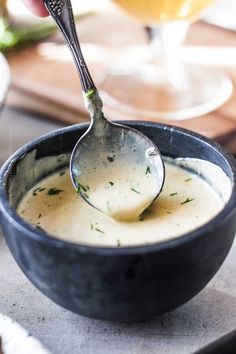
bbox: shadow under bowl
[0,122,236,321]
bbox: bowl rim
[0,53,10,107]
[0,121,236,256]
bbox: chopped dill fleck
[117,239,121,247]
[139,214,144,221]
[170,192,178,196]
[109,181,114,186]
[59,171,66,176]
[33,187,40,196]
[184,178,192,182]
[95,228,105,234]
[33,187,45,196]
[181,197,194,205]
[90,223,94,230]
[107,155,115,162]
[77,182,89,193]
[145,166,151,175]
[85,89,96,98]
[36,224,46,232]
[47,188,64,195]
[131,188,141,194]
[57,156,64,163]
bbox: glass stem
[146,21,190,64]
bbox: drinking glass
[100,0,232,120]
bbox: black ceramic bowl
[1,122,236,321]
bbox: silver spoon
[44,0,165,220]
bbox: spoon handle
[44,0,96,95]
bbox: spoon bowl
[70,93,164,220]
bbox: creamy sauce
[76,154,162,221]
[17,159,229,247]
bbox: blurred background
[1,0,236,159]
[1,2,236,353]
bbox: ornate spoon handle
[44,0,96,94]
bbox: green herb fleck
[184,178,192,182]
[166,211,172,214]
[57,156,64,163]
[85,89,96,98]
[131,188,141,194]
[90,223,94,230]
[38,213,42,219]
[139,214,144,221]
[47,188,64,196]
[145,166,151,175]
[170,192,178,196]
[36,224,46,232]
[117,239,121,247]
[33,187,45,196]
[107,155,115,162]
[77,182,89,193]
[33,187,40,196]
[95,228,105,234]
[59,171,66,176]
[109,181,114,186]
[181,197,194,205]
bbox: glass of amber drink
[100,0,232,120]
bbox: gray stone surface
[0,107,236,354]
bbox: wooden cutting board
[5,9,236,150]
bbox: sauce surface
[17,159,227,247]
[76,151,163,221]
